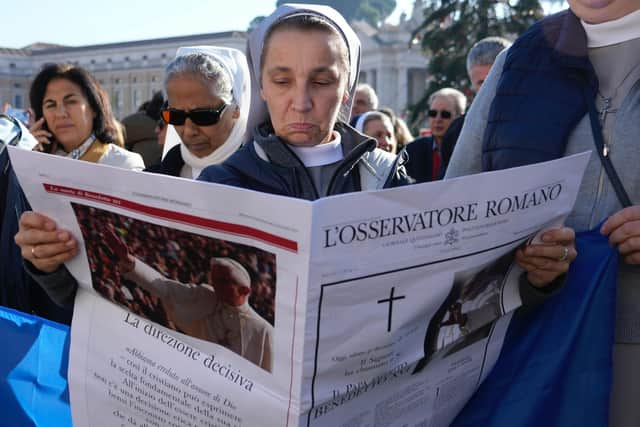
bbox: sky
[2,0,418,49]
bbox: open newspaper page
[9,148,314,427]
[9,148,590,427]
[299,152,590,427]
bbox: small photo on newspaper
[71,202,276,372]
[413,251,521,373]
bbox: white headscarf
[353,111,377,134]
[245,3,361,142]
[162,46,251,174]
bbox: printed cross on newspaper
[377,286,406,332]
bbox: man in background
[351,83,379,117]
[404,87,466,183]
[121,92,165,167]
[440,37,512,175]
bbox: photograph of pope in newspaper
[71,203,276,372]
[413,252,518,374]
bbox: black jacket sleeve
[24,262,78,309]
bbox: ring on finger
[558,246,569,262]
[31,245,39,259]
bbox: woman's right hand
[14,212,79,273]
[29,117,54,152]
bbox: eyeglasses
[428,109,452,119]
[161,103,227,126]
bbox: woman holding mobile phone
[28,63,143,168]
[5,64,144,323]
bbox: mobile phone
[36,116,56,153]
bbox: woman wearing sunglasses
[148,46,249,178]
[198,4,408,199]
[404,87,466,183]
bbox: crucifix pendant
[598,97,614,157]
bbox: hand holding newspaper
[8,146,590,427]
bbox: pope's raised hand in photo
[104,227,134,273]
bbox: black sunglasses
[161,103,227,126]
[428,109,452,119]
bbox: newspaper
[9,147,590,427]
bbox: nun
[198,3,409,198]
[148,46,250,178]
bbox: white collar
[55,133,96,159]
[288,132,343,167]
[582,9,640,48]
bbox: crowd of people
[72,204,277,327]
[2,0,639,423]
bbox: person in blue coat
[446,0,640,423]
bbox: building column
[377,65,395,111]
[397,66,409,115]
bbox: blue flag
[0,306,71,426]
[453,227,617,426]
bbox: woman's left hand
[601,205,640,264]
[515,227,577,288]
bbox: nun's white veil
[245,3,361,142]
[161,46,251,174]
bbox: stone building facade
[0,32,245,119]
[354,0,429,117]
[0,3,429,119]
